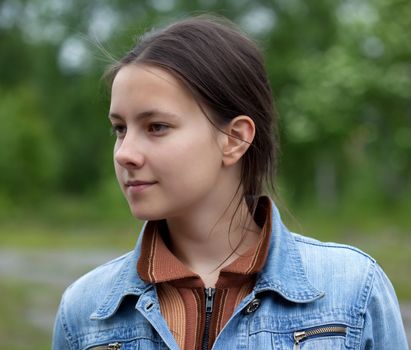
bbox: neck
[165,194,261,286]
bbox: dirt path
[1,248,410,345]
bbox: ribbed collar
[90,197,324,320]
[137,196,272,288]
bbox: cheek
[157,134,222,183]
[113,164,123,191]
[113,146,123,183]
[113,160,120,176]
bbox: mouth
[125,180,157,193]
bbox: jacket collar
[254,203,325,302]
[90,223,153,320]
[91,200,324,320]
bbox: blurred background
[0,0,410,348]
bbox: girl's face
[109,64,230,220]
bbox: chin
[129,205,166,221]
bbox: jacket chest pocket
[87,339,166,350]
[292,325,347,349]
[88,343,121,350]
[249,321,350,349]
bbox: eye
[148,123,169,134]
[110,124,127,138]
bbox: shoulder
[292,232,377,312]
[292,232,375,266]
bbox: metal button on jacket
[245,298,261,314]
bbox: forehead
[110,64,207,122]
[111,64,191,105]
[110,64,218,129]
[114,63,179,86]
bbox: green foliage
[0,86,59,202]
[264,0,411,206]
[0,0,410,211]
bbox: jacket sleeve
[52,297,72,350]
[360,263,409,349]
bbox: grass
[0,220,140,250]
[0,195,142,350]
[0,280,61,350]
[0,192,141,250]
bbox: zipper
[89,343,121,350]
[201,287,215,350]
[293,325,347,350]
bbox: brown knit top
[137,197,272,350]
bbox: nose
[114,134,145,169]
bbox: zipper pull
[293,331,306,350]
[108,342,121,350]
[293,325,346,349]
[205,287,215,313]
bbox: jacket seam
[249,307,363,330]
[60,292,75,350]
[293,234,375,262]
[75,328,159,345]
[358,261,378,347]
[358,260,376,314]
[255,279,322,301]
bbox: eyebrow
[108,109,181,121]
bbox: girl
[52,16,408,349]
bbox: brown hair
[105,15,278,212]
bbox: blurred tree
[0,86,59,202]
[0,0,410,210]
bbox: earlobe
[222,115,255,166]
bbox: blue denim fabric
[52,202,408,349]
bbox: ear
[221,115,255,167]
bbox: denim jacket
[52,203,408,349]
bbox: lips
[125,180,157,193]
[126,180,157,186]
